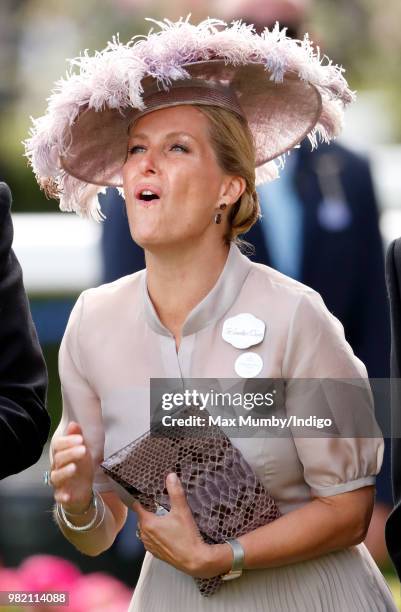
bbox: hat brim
[60,60,322,187]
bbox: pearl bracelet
[56,490,105,532]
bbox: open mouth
[139,190,160,202]
[135,186,161,203]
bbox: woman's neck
[145,239,230,348]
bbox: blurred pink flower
[68,573,132,612]
[0,567,24,591]
[0,556,131,611]
[19,555,81,592]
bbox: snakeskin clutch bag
[101,405,281,597]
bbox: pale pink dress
[53,244,397,611]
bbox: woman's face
[122,105,239,250]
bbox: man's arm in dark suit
[385,238,401,579]
[0,182,50,479]
[346,151,390,379]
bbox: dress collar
[141,244,252,337]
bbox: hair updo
[195,105,261,245]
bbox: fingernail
[168,472,177,484]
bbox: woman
[27,19,397,611]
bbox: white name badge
[234,352,263,378]
[222,313,265,349]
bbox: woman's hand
[50,421,94,514]
[133,472,231,578]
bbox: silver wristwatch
[221,538,245,581]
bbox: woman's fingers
[52,434,83,454]
[51,442,93,490]
[51,461,90,506]
[51,462,77,489]
[50,423,95,513]
[66,421,83,436]
[53,445,86,470]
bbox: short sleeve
[282,291,384,498]
[51,291,113,492]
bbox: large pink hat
[24,17,354,220]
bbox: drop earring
[214,202,227,224]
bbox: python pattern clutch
[101,405,281,596]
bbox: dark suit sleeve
[0,182,50,479]
[342,154,393,507]
[345,154,390,379]
[385,238,401,579]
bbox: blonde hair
[195,105,260,245]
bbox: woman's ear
[221,176,246,205]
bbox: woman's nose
[139,151,158,175]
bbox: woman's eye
[127,143,188,155]
[170,144,188,153]
[128,145,146,155]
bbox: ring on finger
[136,526,142,541]
[43,470,53,487]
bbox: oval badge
[222,313,266,349]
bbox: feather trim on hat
[24,17,354,219]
